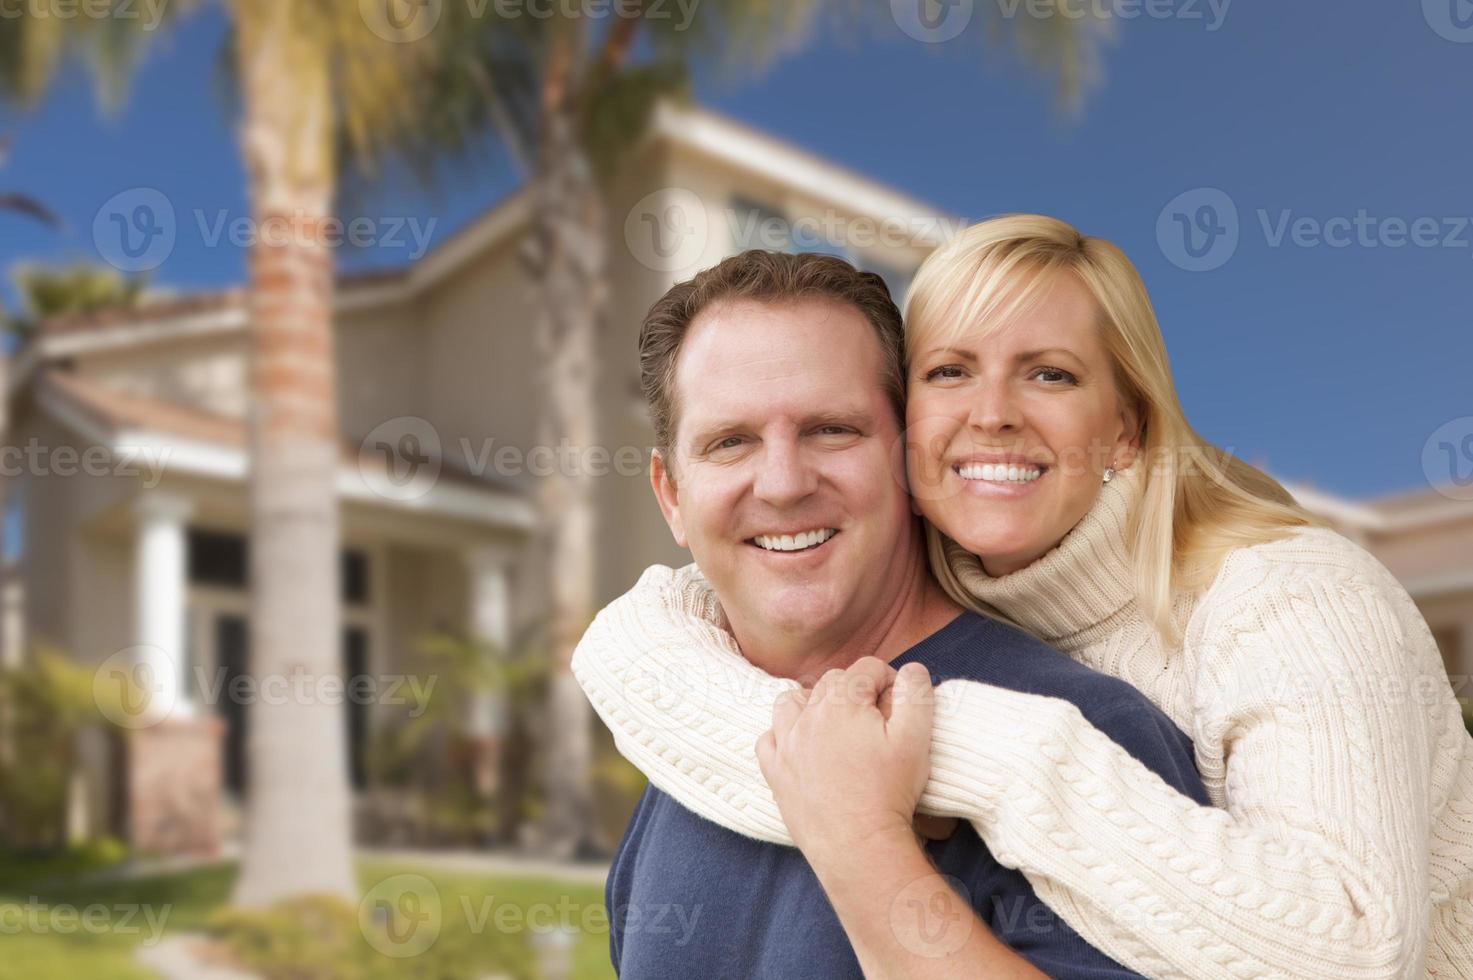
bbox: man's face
[650,298,917,650]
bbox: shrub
[0,648,115,850]
[212,893,537,980]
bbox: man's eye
[713,436,744,451]
[816,426,853,436]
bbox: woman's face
[905,271,1140,576]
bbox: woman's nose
[966,384,1024,434]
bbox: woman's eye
[1034,367,1077,384]
[924,365,965,381]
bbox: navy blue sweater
[606,611,1210,979]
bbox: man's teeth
[752,528,838,552]
[956,463,1044,484]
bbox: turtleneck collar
[942,462,1142,643]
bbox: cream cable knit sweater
[572,464,1473,979]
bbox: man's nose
[752,439,819,506]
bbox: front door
[201,611,371,798]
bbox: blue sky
[2,2,1470,500]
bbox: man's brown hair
[639,249,907,464]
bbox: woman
[572,215,1473,978]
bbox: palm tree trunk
[525,104,601,858]
[230,5,356,905]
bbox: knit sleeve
[571,561,1442,979]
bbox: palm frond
[0,192,60,229]
[0,0,202,111]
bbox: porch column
[126,491,224,857]
[1460,622,1473,701]
[132,491,194,719]
[463,545,513,798]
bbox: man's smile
[746,528,840,554]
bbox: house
[1282,479,1473,691]
[3,104,1470,857]
[0,104,948,854]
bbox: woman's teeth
[956,463,1044,484]
[752,528,838,552]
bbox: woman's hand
[755,657,937,872]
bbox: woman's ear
[1115,398,1143,468]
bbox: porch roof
[35,369,536,531]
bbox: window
[188,529,369,605]
[729,195,793,252]
[860,257,916,308]
[188,530,248,589]
[343,550,370,607]
[343,627,370,790]
[726,195,919,305]
[2,484,24,565]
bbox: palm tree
[1,0,1113,885]
[0,0,449,904]
[8,262,147,330]
[0,133,61,669]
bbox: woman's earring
[1103,467,1115,484]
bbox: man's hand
[755,658,1044,979]
[755,657,936,872]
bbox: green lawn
[0,857,616,980]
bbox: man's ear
[650,449,688,548]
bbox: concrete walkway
[135,935,259,980]
[62,843,607,888]
[359,847,610,886]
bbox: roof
[33,370,534,529]
[40,369,246,448]
[18,103,954,354]
[39,289,248,337]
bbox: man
[599,250,1208,977]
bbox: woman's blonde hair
[905,214,1324,646]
